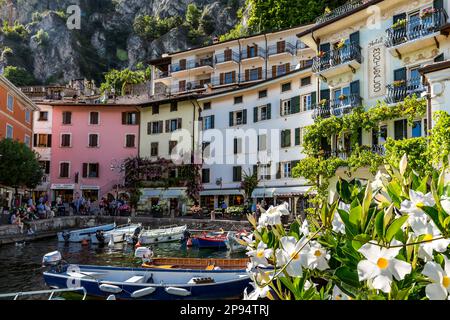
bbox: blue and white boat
[90,224,142,245]
[57,223,115,242]
[42,251,250,300]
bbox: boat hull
[57,224,115,242]
[43,264,250,300]
[192,237,227,249]
[90,225,141,245]
[136,225,187,245]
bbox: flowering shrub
[245,155,450,300]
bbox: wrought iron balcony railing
[267,42,296,56]
[171,79,212,93]
[385,9,448,48]
[241,47,266,60]
[312,42,361,73]
[385,79,426,104]
[315,0,370,25]
[155,70,169,79]
[170,57,214,73]
[312,94,362,119]
[215,51,240,64]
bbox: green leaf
[386,215,409,242]
[375,210,385,240]
[338,209,357,237]
[335,266,361,288]
[349,205,362,230]
[288,220,300,240]
[416,175,429,194]
[352,234,371,251]
[337,178,351,203]
[386,181,403,206]
[421,206,445,233]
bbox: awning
[51,184,75,190]
[80,185,100,190]
[141,188,186,199]
[252,186,313,198]
[200,189,243,196]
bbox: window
[61,134,71,147]
[235,111,244,125]
[166,118,181,132]
[229,110,247,126]
[249,68,259,81]
[59,162,70,178]
[203,115,215,130]
[5,124,13,139]
[39,161,50,174]
[281,129,291,148]
[122,112,138,125]
[373,125,388,145]
[248,46,256,58]
[148,121,163,134]
[394,119,408,140]
[281,99,291,116]
[88,134,99,147]
[233,138,242,154]
[278,64,287,76]
[202,168,210,183]
[38,111,48,121]
[152,105,159,115]
[232,166,242,182]
[25,110,31,123]
[24,135,31,147]
[169,140,178,154]
[89,112,99,125]
[258,90,267,99]
[282,162,292,178]
[301,94,313,111]
[202,142,211,158]
[224,72,234,84]
[7,94,13,112]
[333,86,351,106]
[412,120,422,138]
[258,135,267,151]
[301,76,311,87]
[203,102,211,110]
[125,134,135,148]
[281,82,291,92]
[62,112,72,125]
[295,128,302,146]
[34,134,52,148]
[170,102,178,112]
[150,142,158,157]
[83,163,99,178]
[234,96,243,104]
[258,164,271,180]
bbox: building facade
[49,103,140,203]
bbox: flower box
[393,80,406,87]
[392,19,407,29]
[420,8,436,19]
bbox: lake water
[0,237,246,298]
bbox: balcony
[211,75,237,87]
[312,94,362,119]
[315,0,370,25]
[170,57,214,75]
[267,42,296,57]
[241,47,266,61]
[215,51,240,65]
[312,42,361,79]
[171,79,212,94]
[385,9,448,58]
[385,79,426,104]
[239,70,267,83]
[155,70,170,79]
[266,60,313,79]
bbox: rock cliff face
[0,0,244,84]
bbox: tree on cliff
[0,139,43,194]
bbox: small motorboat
[90,224,142,245]
[189,232,228,249]
[57,223,115,243]
[225,231,249,253]
[140,254,249,270]
[129,225,187,245]
[41,250,250,300]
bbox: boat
[189,232,228,249]
[129,225,187,245]
[225,231,249,253]
[141,257,249,270]
[90,224,142,245]
[57,223,115,242]
[41,250,250,300]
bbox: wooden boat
[141,257,249,270]
[57,223,115,243]
[42,251,250,300]
[133,225,187,245]
[90,224,142,245]
[188,232,228,249]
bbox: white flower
[357,241,412,293]
[422,257,450,300]
[304,280,316,291]
[413,221,450,261]
[307,241,330,271]
[258,205,289,228]
[244,269,273,300]
[243,233,255,246]
[400,190,435,233]
[332,211,346,234]
[371,171,389,191]
[399,154,408,176]
[300,219,309,236]
[332,285,352,300]
[275,236,310,277]
[441,196,450,215]
[338,201,350,212]
[247,241,273,267]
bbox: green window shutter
[254,107,258,123]
[310,91,317,109]
[291,96,300,113]
[211,115,215,129]
[243,109,247,124]
[267,103,271,119]
[229,112,234,126]
[394,68,407,81]
[295,128,301,146]
[286,129,291,147]
[276,163,281,179]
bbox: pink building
[50,103,140,203]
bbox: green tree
[100,67,150,96]
[3,66,36,86]
[186,3,202,30]
[240,169,259,203]
[0,139,43,194]
[199,12,215,35]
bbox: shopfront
[81,186,100,201]
[51,184,75,204]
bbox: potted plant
[226,206,244,220]
[420,8,436,19]
[392,18,407,29]
[317,51,326,58]
[336,39,346,50]
[320,98,328,107]
[338,94,347,101]
[393,79,406,87]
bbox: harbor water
[0,238,246,298]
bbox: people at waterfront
[221,201,227,216]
